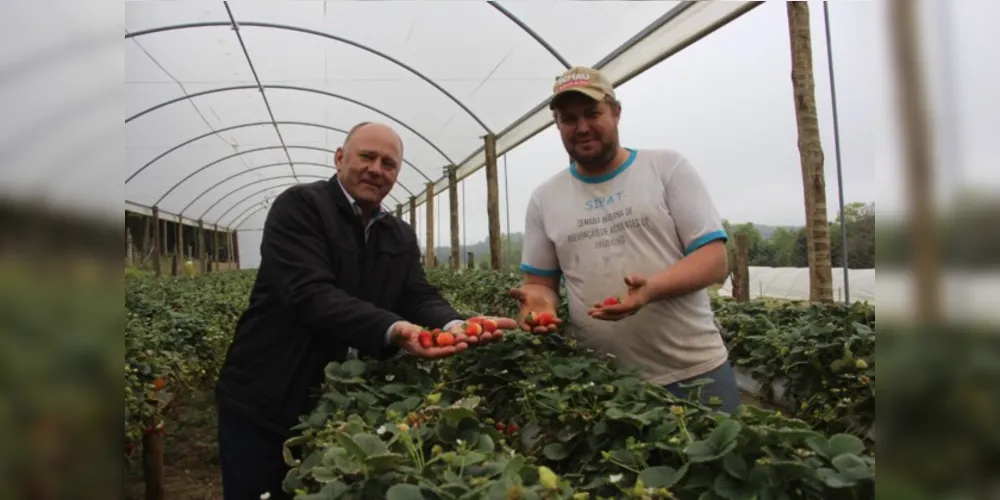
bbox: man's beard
[570,139,617,171]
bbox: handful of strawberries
[415,316,500,348]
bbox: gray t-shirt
[520,148,729,386]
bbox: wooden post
[197,220,205,274]
[142,426,165,500]
[483,134,501,270]
[396,204,403,218]
[409,196,417,229]
[126,227,134,266]
[213,225,221,272]
[176,219,184,266]
[448,165,460,270]
[467,252,475,269]
[787,1,833,303]
[890,0,940,322]
[232,230,241,270]
[151,207,162,276]
[425,182,435,269]
[733,233,750,302]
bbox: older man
[215,122,515,500]
[510,67,740,413]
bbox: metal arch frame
[230,200,274,231]
[215,182,301,227]
[200,174,404,223]
[127,121,348,185]
[125,21,492,134]
[204,177,320,223]
[125,84,455,165]
[180,160,415,216]
[486,2,571,69]
[152,144,428,209]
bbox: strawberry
[495,422,506,432]
[603,296,622,306]
[524,312,537,327]
[482,319,498,333]
[436,332,455,347]
[418,331,433,349]
[507,423,519,434]
[468,317,485,325]
[151,377,167,391]
[537,312,555,327]
[464,322,483,337]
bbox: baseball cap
[549,66,616,109]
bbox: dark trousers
[217,407,291,500]
[664,360,741,414]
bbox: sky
[107,1,994,268]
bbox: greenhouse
[117,1,898,498]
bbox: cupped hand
[391,321,468,358]
[509,288,563,334]
[588,275,649,321]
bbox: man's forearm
[643,243,727,303]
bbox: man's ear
[334,147,345,170]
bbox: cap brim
[549,88,605,109]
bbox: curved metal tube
[125,84,454,165]
[486,2,571,69]
[230,201,273,231]
[152,142,428,208]
[214,182,302,226]
[127,121,347,185]
[200,174,402,222]
[180,161,415,216]
[199,175,321,221]
[126,21,492,133]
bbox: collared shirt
[335,176,389,243]
[335,177,461,355]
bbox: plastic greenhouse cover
[124,1,759,230]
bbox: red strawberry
[495,422,506,432]
[482,319,498,333]
[536,312,555,326]
[603,296,622,306]
[418,331,433,349]
[524,312,537,327]
[507,423,519,434]
[436,332,455,347]
[465,322,483,337]
[468,317,485,325]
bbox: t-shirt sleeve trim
[520,263,562,278]
[684,229,728,256]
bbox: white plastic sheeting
[124,1,761,230]
[718,267,876,304]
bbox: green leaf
[340,359,367,377]
[318,481,350,499]
[352,433,388,457]
[386,483,425,500]
[827,434,865,457]
[475,434,495,453]
[708,419,742,451]
[502,456,525,481]
[722,453,748,479]
[455,451,488,467]
[364,452,405,473]
[543,442,570,461]
[638,465,683,489]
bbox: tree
[830,202,875,269]
[787,2,834,302]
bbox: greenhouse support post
[823,2,850,303]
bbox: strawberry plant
[285,332,874,499]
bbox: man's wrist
[385,321,405,346]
